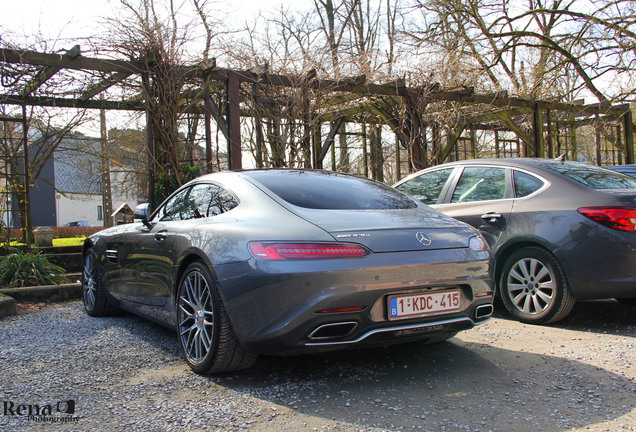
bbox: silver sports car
[82,170,493,373]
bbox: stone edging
[0,283,82,318]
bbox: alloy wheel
[177,269,215,365]
[505,257,555,315]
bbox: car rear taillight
[578,207,636,232]
[249,242,370,260]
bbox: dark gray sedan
[82,170,493,373]
[394,158,636,324]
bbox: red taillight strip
[578,207,636,232]
[249,242,370,260]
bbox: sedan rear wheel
[82,248,114,317]
[176,261,257,374]
[499,247,575,324]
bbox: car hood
[290,207,480,252]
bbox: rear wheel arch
[174,252,219,300]
[494,240,564,285]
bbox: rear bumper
[558,223,636,300]
[213,248,493,355]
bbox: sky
[0,0,294,47]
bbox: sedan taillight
[578,207,636,232]
[249,242,370,260]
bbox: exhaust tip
[475,304,494,320]
[308,322,357,340]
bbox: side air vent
[105,249,118,263]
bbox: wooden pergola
[1,45,634,176]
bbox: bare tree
[407,0,636,103]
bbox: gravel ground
[0,299,634,432]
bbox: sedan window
[513,171,545,197]
[395,168,454,205]
[544,162,636,190]
[451,167,506,203]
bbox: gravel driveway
[1,299,634,432]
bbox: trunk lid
[290,207,479,253]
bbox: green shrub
[0,249,68,288]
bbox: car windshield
[245,170,418,210]
[540,162,636,190]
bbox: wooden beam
[1,47,143,73]
[499,114,534,151]
[80,71,133,101]
[0,94,144,110]
[21,46,80,97]
[439,125,467,162]
[319,116,344,162]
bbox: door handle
[480,213,502,222]
[154,231,168,242]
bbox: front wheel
[82,248,115,317]
[176,261,257,374]
[499,247,575,324]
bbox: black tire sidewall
[82,249,106,316]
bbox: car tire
[176,261,257,374]
[499,247,575,324]
[82,248,115,317]
[616,298,636,307]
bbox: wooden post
[252,82,264,168]
[616,125,623,165]
[142,73,156,208]
[595,114,602,166]
[546,109,553,158]
[395,134,400,181]
[571,114,578,161]
[624,110,634,164]
[226,72,242,170]
[100,107,113,227]
[21,105,32,247]
[313,124,322,169]
[204,94,213,172]
[495,131,500,158]
[533,104,544,157]
[362,124,369,178]
[431,123,440,165]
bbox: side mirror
[133,203,153,228]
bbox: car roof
[402,157,594,177]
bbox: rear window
[245,170,418,210]
[543,162,636,190]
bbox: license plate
[388,290,461,319]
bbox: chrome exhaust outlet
[475,304,494,319]
[308,322,358,340]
